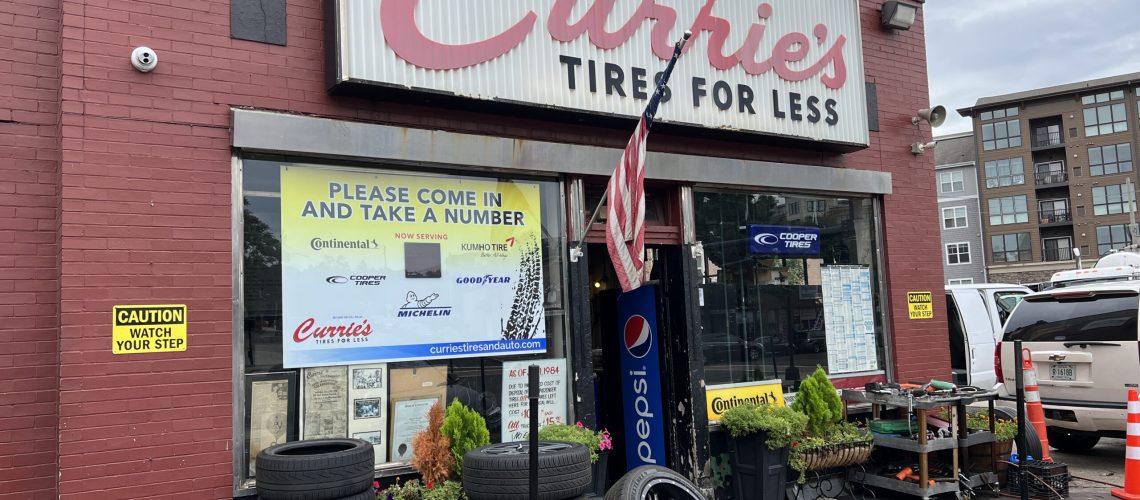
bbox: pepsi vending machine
[616,285,667,470]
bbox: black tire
[463,441,592,500]
[256,438,375,500]
[993,407,1043,460]
[604,465,704,500]
[1047,427,1101,453]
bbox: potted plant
[788,368,874,479]
[401,399,488,499]
[941,409,1017,484]
[537,421,612,495]
[720,400,808,500]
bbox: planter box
[591,451,609,496]
[968,439,1013,484]
[729,431,788,500]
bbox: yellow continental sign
[112,304,187,354]
[907,291,933,319]
[706,380,785,422]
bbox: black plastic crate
[1007,461,1069,500]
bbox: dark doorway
[588,243,695,485]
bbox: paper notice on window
[500,359,567,442]
[302,366,348,439]
[248,379,291,476]
[390,397,439,462]
[348,363,388,461]
[820,265,878,374]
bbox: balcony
[1034,171,1068,187]
[1039,209,1073,226]
[1031,129,1064,149]
[1043,247,1073,262]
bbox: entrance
[588,243,695,485]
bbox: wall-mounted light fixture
[881,1,920,31]
[911,141,937,155]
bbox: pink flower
[599,429,613,451]
[576,421,584,428]
[373,481,380,490]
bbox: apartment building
[935,132,988,285]
[958,72,1140,285]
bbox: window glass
[694,192,884,390]
[993,291,1027,323]
[939,171,964,193]
[1093,184,1132,215]
[239,159,570,479]
[1085,102,1129,137]
[982,119,1021,151]
[980,111,993,121]
[984,158,1024,188]
[946,243,970,265]
[1004,293,1139,342]
[948,278,974,285]
[988,195,1028,225]
[943,206,967,229]
[1098,224,1133,255]
[991,232,1031,262]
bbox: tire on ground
[256,438,375,500]
[604,465,704,500]
[993,406,1043,459]
[463,441,592,500]
[1047,427,1101,453]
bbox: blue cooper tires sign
[748,225,821,255]
[617,286,666,470]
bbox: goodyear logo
[112,304,187,353]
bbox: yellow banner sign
[706,380,785,422]
[907,291,933,319]
[112,304,187,354]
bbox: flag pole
[569,30,691,263]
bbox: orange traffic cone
[1022,348,1051,462]
[1112,389,1140,500]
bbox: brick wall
[0,0,61,499]
[44,0,946,497]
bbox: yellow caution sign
[706,380,785,423]
[907,291,933,319]
[112,304,187,354]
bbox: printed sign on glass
[280,165,546,368]
[748,225,821,255]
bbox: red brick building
[1,1,946,498]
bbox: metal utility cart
[841,388,1000,499]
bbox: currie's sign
[329,0,869,146]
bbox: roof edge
[957,71,1140,117]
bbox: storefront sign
[112,304,187,354]
[748,225,820,255]
[280,165,546,368]
[501,359,568,441]
[330,0,869,147]
[617,286,666,470]
[705,380,785,423]
[907,291,934,319]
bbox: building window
[979,106,1019,121]
[942,206,968,229]
[695,191,885,386]
[237,159,571,484]
[1089,143,1133,176]
[788,202,800,214]
[1042,237,1072,262]
[983,157,1025,188]
[806,200,827,212]
[981,119,1022,151]
[991,232,1031,263]
[1092,184,1133,215]
[946,242,971,265]
[939,171,964,193]
[1084,103,1128,137]
[1082,90,1125,105]
[1033,161,1066,186]
[1097,224,1133,256]
[988,195,1028,225]
[1038,198,1070,223]
[948,278,974,285]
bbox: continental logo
[310,238,379,251]
[709,393,780,415]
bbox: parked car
[702,334,765,364]
[945,284,1031,389]
[998,281,1140,452]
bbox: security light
[881,1,919,31]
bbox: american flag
[606,33,688,292]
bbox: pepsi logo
[623,315,653,359]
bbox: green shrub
[720,402,808,450]
[440,399,490,479]
[791,367,843,437]
[536,422,609,463]
[379,479,466,500]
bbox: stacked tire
[463,441,592,500]
[256,438,375,500]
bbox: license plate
[1050,363,1075,381]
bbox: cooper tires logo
[326,276,349,284]
[753,233,779,245]
[623,315,653,359]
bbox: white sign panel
[332,0,869,146]
[501,359,568,441]
[820,265,878,374]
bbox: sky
[925,0,1140,135]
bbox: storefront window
[238,159,570,485]
[694,191,885,392]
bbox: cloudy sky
[926,0,1140,135]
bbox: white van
[999,282,1140,451]
[945,284,1032,389]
